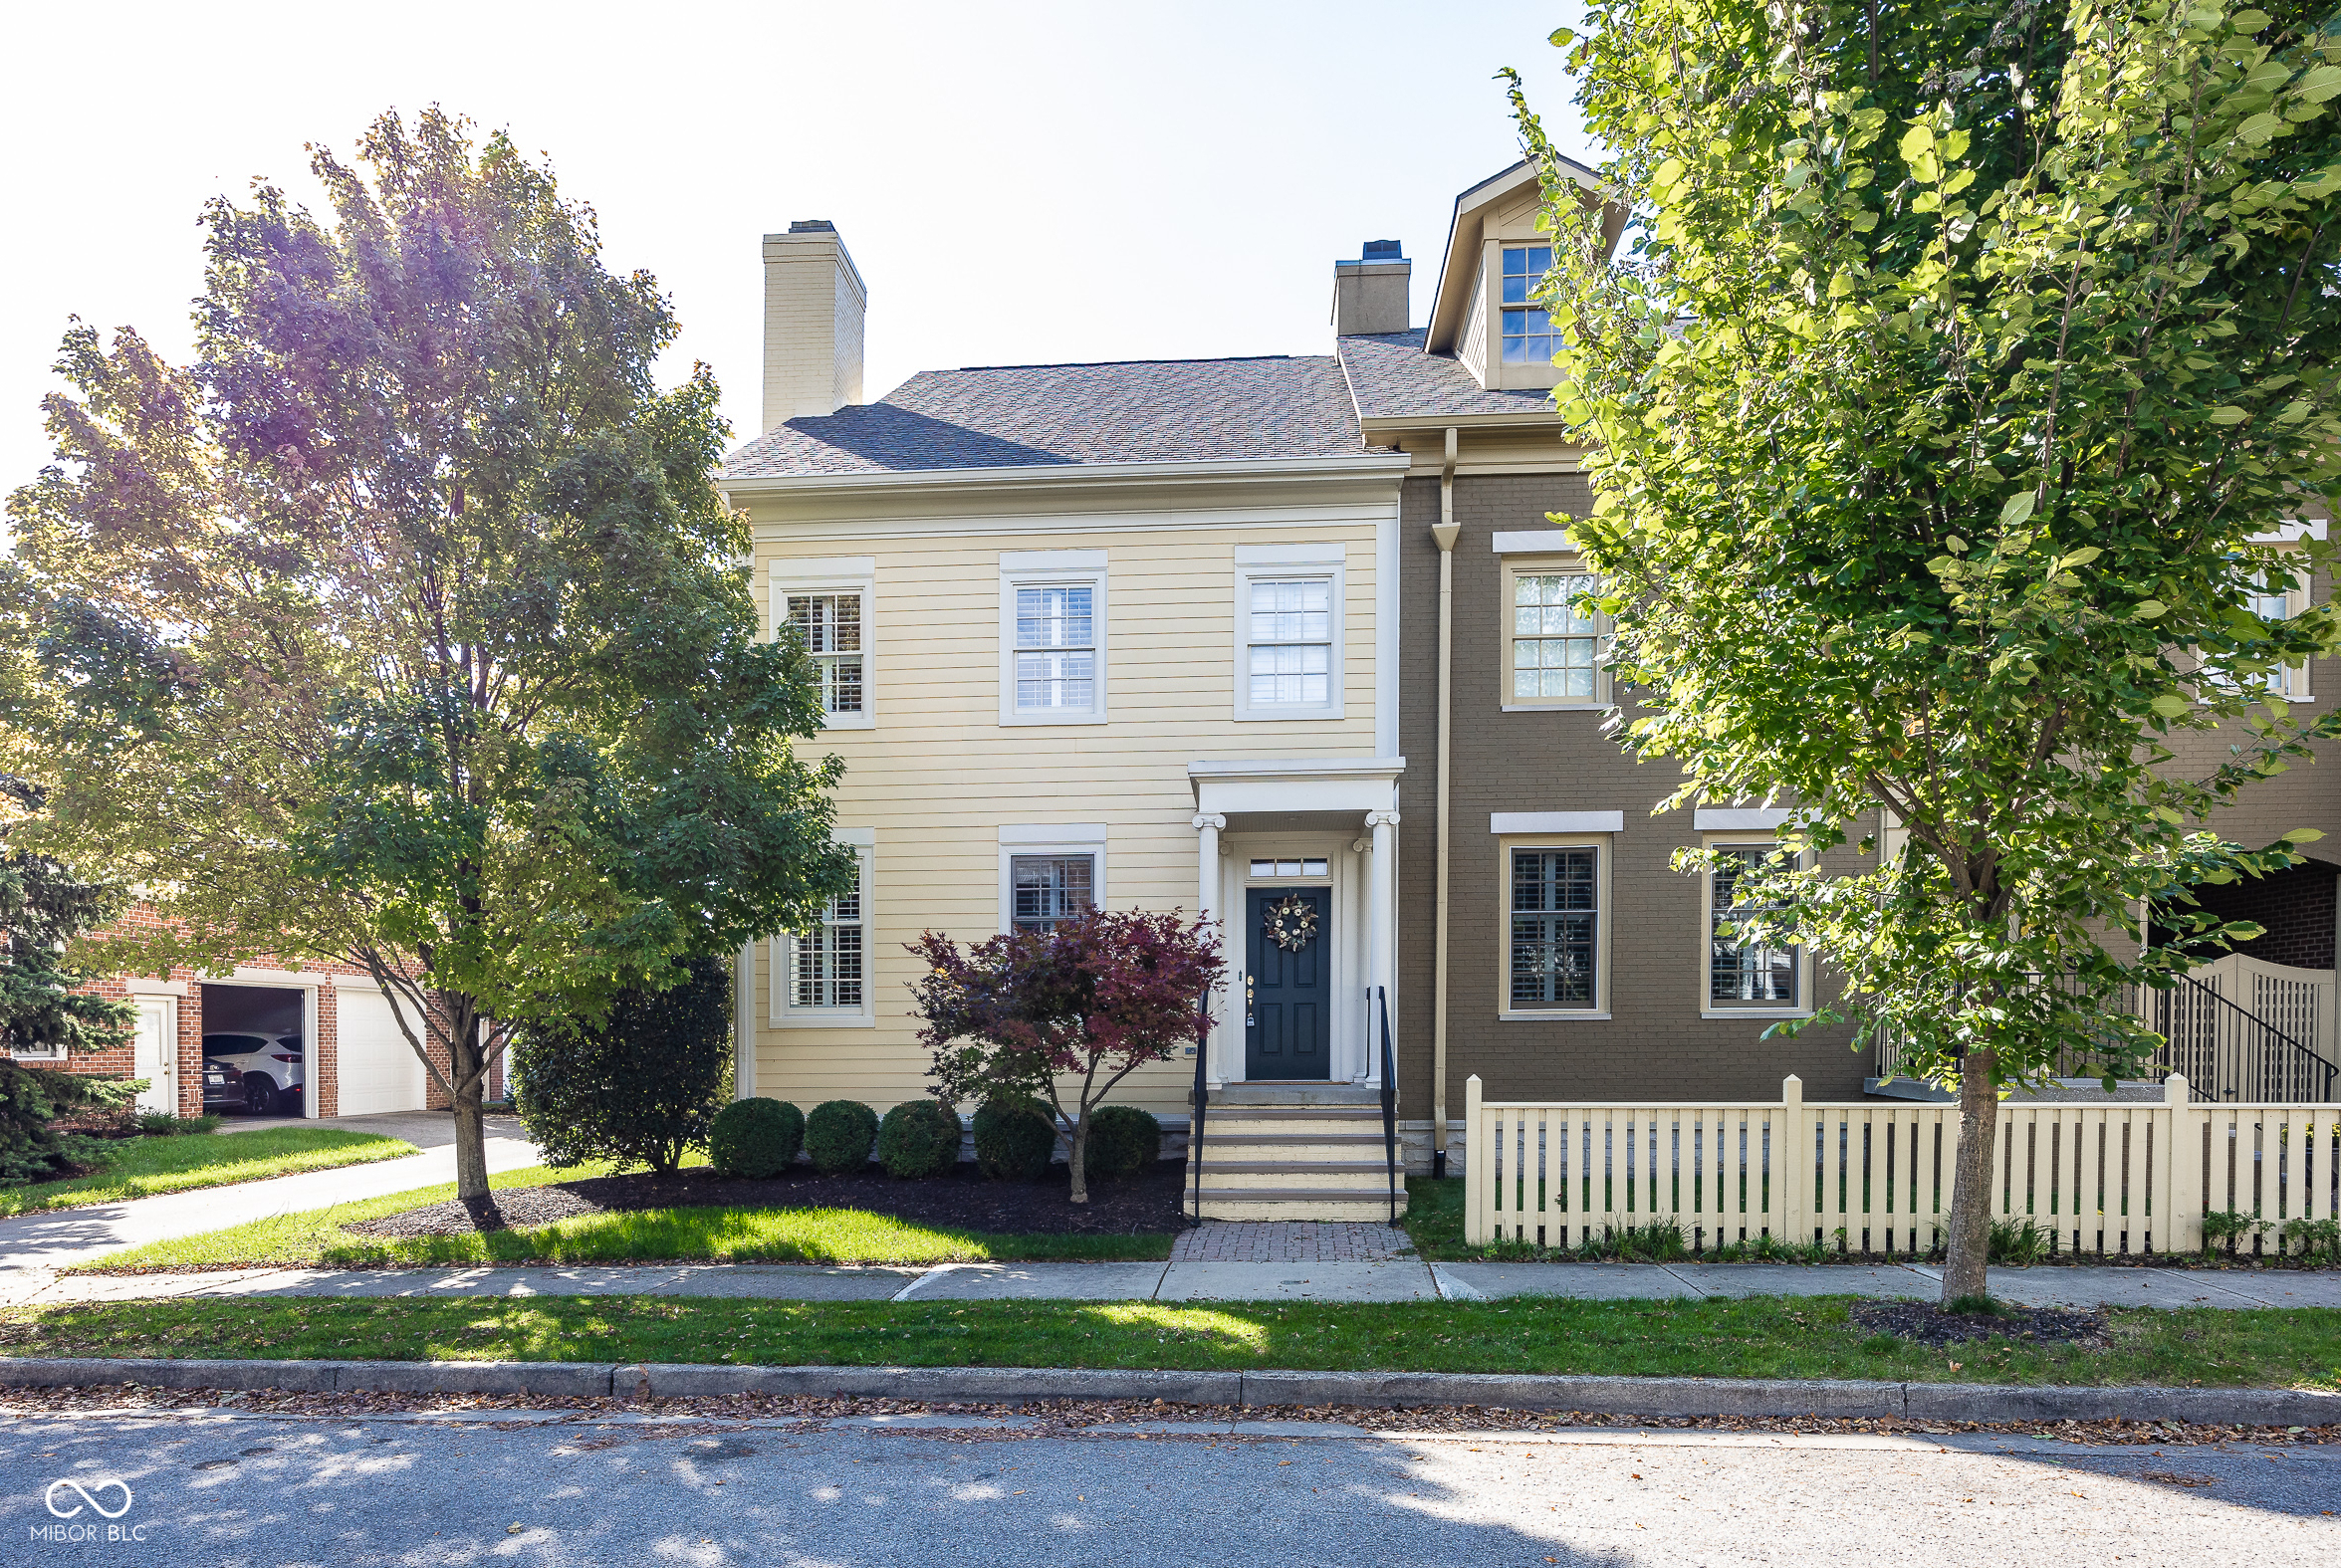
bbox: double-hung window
[1501,245,1555,365]
[999,551,1107,723]
[1000,825,1107,935]
[1011,854,1094,932]
[2246,561,2312,700]
[1508,844,1602,1011]
[794,886,863,1009]
[1233,547,1346,720]
[1511,570,1604,703]
[1249,579,1332,705]
[1707,844,1800,1009]
[789,594,863,716]
[1015,587,1094,711]
[774,829,874,1026]
[772,558,875,730]
[1502,560,1608,707]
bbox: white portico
[1189,757,1404,1089]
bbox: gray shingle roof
[1335,330,1559,420]
[722,356,1378,479]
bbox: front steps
[1188,1093,1407,1222]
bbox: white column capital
[1191,812,1228,831]
[1364,809,1401,829]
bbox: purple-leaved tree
[908,908,1221,1203]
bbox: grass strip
[0,1130,418,1219]
[79,1160,1171,1268]
[1,1296,2334,1388]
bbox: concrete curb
[2,1358,2337,1425]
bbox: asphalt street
[2,1409,2334,1566]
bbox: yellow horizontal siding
[745,517,1381,1117]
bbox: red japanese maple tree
[908,908,1221,1203]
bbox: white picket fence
[1462,1073,2341,1254]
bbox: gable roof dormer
[1423,157,1622,392]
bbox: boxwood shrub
[972,1097,1056,1181]
[1083,1105,1162,1182]
[708,1097,804,1179]
[805,1099,880,1175]
[877,1099,961,1179]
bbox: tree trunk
[450,1018,489,1203]
[1939,1043,1999,1304]
[1066,1106,1090,1205]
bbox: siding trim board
[1491,529,1575,554]
[1491,811,1624,834]
[1694,807,1794,830]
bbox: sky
[0,1,1597,499]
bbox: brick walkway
[1170,1222,1415,1262]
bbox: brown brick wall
[1397,474,1865,1115]
[2152,859,2338,969]
[14,905,445,1119]
[1398,483,2340,1114]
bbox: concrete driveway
[212,1109,519,1151]
[0,1113,543,1292]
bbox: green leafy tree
[1510,0,2341,1299]
[6,108,855,1200]
[0,775,133,1060]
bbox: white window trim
[998,550,1108,726]
[1699,833,1814,1020]
[1498,833,1612,1021]
[998,824,1108,935]
[1501,554,1611,712]
[773,826,875,1028]
[771,557,875,731]
[1233,552,1347,722]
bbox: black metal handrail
[1190,991,1211,1223]
[2135,973,2340,1103]
[1875,969,2340,1103]
[1376,984,1398,1225]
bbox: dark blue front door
[1246,886,1331,1080]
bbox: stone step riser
[1197,1173,1396,1193]
[1194,1200,1409,1222]
[1191,1145,1389,1162]
[1199,1121,1387,1140]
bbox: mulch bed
[345,1160,1192,1239]
[1852,1300,2109,1348]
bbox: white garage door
[336,986,428,1116]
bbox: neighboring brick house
[13,904,488,1121]
[716,157,2339,1213]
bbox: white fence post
[2164,1072,2203,1253]
[1464,1074,1487,1246]
[1778,1075,1804,1243]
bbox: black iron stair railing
[1190,990,1211,1223]
[1377,984,1398,1225]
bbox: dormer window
[1501,245,1555,365]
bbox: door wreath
[1262,893,1319,952]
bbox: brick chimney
[761,220,866,430]
[1330,239,1410,336]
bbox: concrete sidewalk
[0,1116,544,1290]
[10,1256,2338,1309]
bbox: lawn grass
[79,1160,1172,1269]
[0,1129,418,1219]
[3,1294,2334,1388]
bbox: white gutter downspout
[1431,427,1462,1178]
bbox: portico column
[1192,812,1228,1088]
[1364,809,1400,1086]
